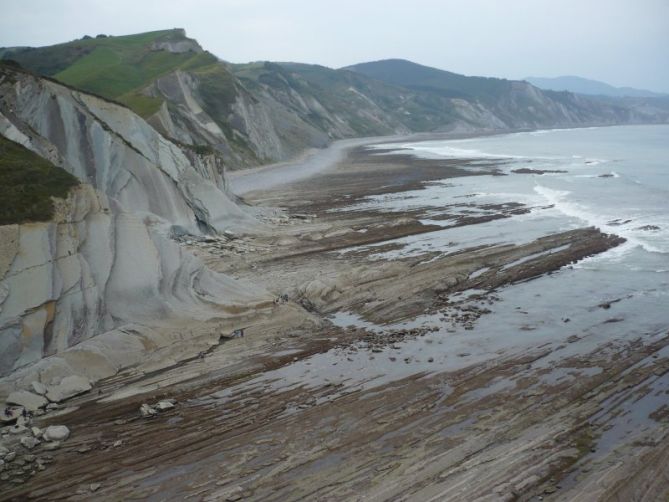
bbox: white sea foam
[534,185,665,255]
[370,141,528,160]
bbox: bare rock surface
[45,377,91,403]
[6,391,48,411]
[42,426,70,442]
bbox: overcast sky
[1,0,667,92]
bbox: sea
[210,125,669,453]
[331,124,669,368]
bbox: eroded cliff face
[0,67,272,387]
[0,186,270,380]
[0,66,257,235]
[144,68,334,168]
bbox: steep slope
[0,63,255,235]
[0,64,271,382]
[2,29,207,116]
[344,59,667,129]
[4,31,669,172]
[2,30,339,168]
[525,75,668,98]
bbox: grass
[0,136,79,225]
[3,29,220,117]
[118,93,164,117]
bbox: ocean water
[208,127,669,425]
[336,125,669,356]
[355,125,669,267]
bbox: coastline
[229,122,656,196]
[8,132,668,500]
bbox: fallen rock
[43,426,70,442]
[90,483,101,492]
[224,486,245,501]
[20,437,40,450]
[30,382,47,396]
[31,427,43,438]
[7,391,48,412]
[155,400,175,411]
[140,404,158,418]
[9,425,27,435]
[45,376,92,403]
[4,452,16,462]
[514,474,541,492]
[0,446,8,457]
[41,442,61,451]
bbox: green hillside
[3,29,666,171]
[233,61,459,133]
[3,29,218,117]
[345,59,513,103]
[0,136,79,225]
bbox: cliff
[5,30,668,171]
[0,66,271,388]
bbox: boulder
[223,486,244,501]
[46,376,92,402]
[8,425,27,435]
[43,426,70,442]
[155,401,175,411]
[31,427,43,438]
[30,382,47,396]
[42,442,61,451]
[20,436,40,450]
[0,446,8,457]
[4,452,16,462]
[140,404,158,417]
[7,391,48,412]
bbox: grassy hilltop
[3,29,228,117]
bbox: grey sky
[1,0,667,92]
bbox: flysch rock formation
[0,66,258,235]
[0,66,273,396]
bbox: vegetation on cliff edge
[0,137,79,225]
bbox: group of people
[274,293,289,305]
[3,406,30,419]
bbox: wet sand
[4,145,669,501]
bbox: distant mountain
[343,58,669,129]
[344,59,513,102]
[3,32,669,171]
[525,76,667,98]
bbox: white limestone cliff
[0,67,272,392]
